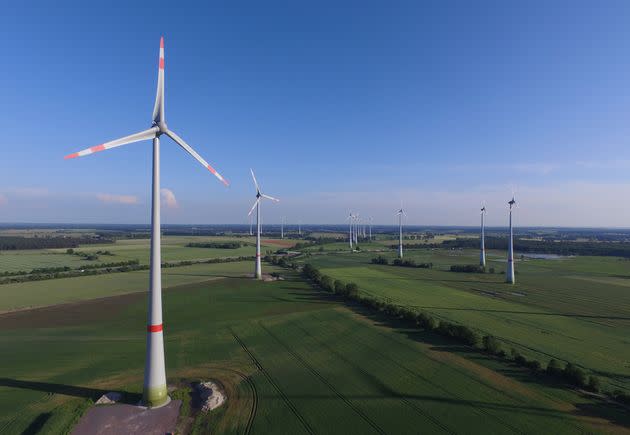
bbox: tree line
[272,260,629,403]
[0,236,114,251]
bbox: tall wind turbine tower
[248,169,279,279]
[506,197,516,284]
[396,206,405,258]
[369,217,373,241]
[64,38,229,407]
[480,205,486,268]
[281,216,285,239]
[346,212,354,250]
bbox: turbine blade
[248,198,260,216]
[64,127,158,159]
[250,169,259,192]
[152,36,165,124]
[261,194,279,202]
[166,130,229,186]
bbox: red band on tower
[147,324,163,333]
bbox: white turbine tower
[281,216,285,239]
[480,205,487,268]
[506,197,516,284]
[248,169,279,279]
[346,212,354,250]
[354,214,359,245]
[369,217,373,241]
[396,205,405,258]
[64,37,229,407]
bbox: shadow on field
[21,412,51,435]
[0,378,141,404]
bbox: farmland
[0,232,629,433]
[0,270,617,434]
[304,247,630,393]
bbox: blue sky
[2,1,630,226]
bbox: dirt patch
[72,400,181,435]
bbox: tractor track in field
[290,319,454,435]
[221,368,258,435]
[230,329,314,435]
[308,312,533,435]
[258,321,386,435]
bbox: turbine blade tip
[160,36,164,48]
[64,152,79,160]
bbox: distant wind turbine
[396,205,406,258]
[64,37,229,407]
[248,169,279,279]
[506,197,516,284]
[346,212,354,250]
[480,204,486,268]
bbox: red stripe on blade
[159,58,164,70]
[90,144,105,153]
[160,37,164,48]
[147,324,163,333]
[64,153,79,160]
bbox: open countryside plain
[305,245,630,393]
[0,235,628,433]
[0,270,617,434]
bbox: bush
[482,335,502,354]
[345,282,359,299]
[320,275,334,292]
[450,264,484,273]
[66,248,74,254]
[547,359,563,376]
[587,376,601,392]
[334,280,346,295]
[371,256,389,265]
[564,363,587,388]
[416,312,437,330]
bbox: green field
[0,261,256,313]
[0,236,297,273]
[0,270,616,434]
[305,248,630,393]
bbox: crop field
[0,261,256,313]
[0,235,297,273]
[305,248,630,393]
[0,269,617,434]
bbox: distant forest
[436,237,630,258]
[0,236,113,251]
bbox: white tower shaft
[506,208,515,284]
[143,136,168,407]
[398,213,403,258]
[255,200,262,279]
[480,212,486,267]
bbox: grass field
[0,270,619,434]
[0,236,298,273]
[305,248,630,393]
[0,261,256,313]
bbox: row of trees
[287,262,618,399]
[186,242,246,249]
[449,264,485,273]
[371,256,433,269]
[0,256,254,285]
[0,235,113,251]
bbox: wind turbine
[64,37,229,407]
[353,214,359,245]
[346,212,354,250]
[281,216,285,239]
[396,205,406,258]
[368,217,373,241]
[480,204,487,268]
[248,169,279,279]
[506,197,516,284]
